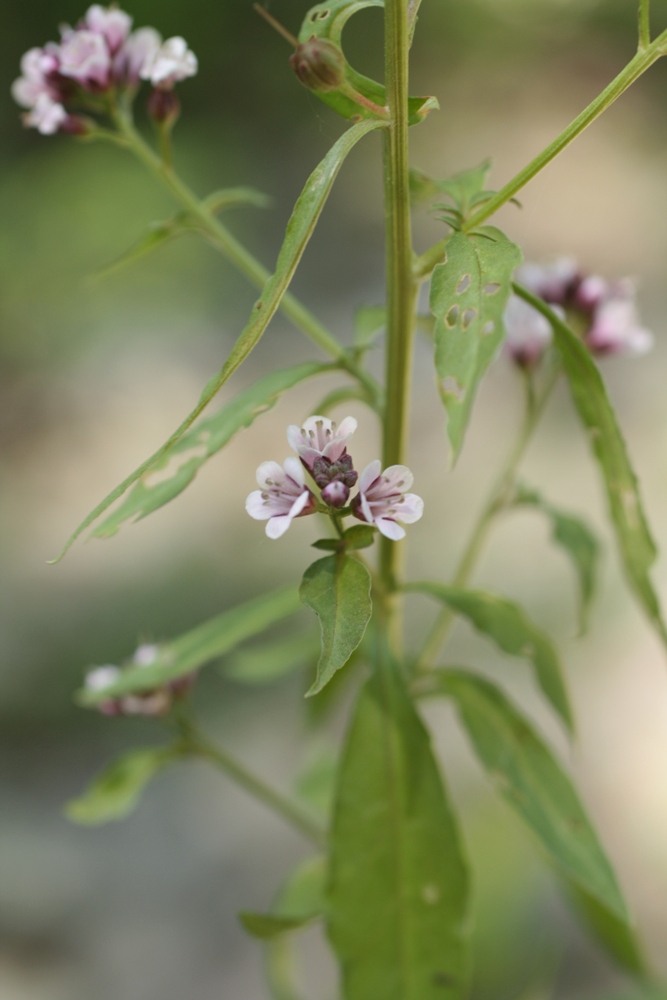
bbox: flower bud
[321,480,350,508]
[147,86,180,125]
[289,37,345,93]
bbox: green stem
[380,0,419,637]
[414,364,560,672]
[639,0,651,49]
[111,108,380,405]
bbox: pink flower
[84,4,133,54]
[504,295,555,370]
[586,292,653,357]
[517,258,579,306]
[287,415,357,471]
[246,458,317,539]
[140,36,198,88]
[11,46,62,109]
[84,645,194,717]
[58,28,111,87]
[114,27,162,85]
[352,461,424,541]
[25,93,68,135]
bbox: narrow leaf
[224,632,319,684]
[407,582,573,732]
[240,855,326,939]
[567,881,647,976]
[430,228,522,459]
[240,913,315,940]
[203,186,271,213]
[78,586,301,705]
[514,484,600,633]
[300,555,372,696]
[54,119,382,560]
[434,670,628,920]
[92,362,332,538]
[91,215,190,281]
[328,666,470,1000]
[514,284,667,647]
[65,746,176,825]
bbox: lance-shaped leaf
[433,670,628,921]
[202,186,271,213]
[92,362,332,538]
[91,214,192,281]
[513,284,667,647]
[430,228,522,459]
[513,484,600,634]
[54,118,383,561]
[224,632,319,685]
[328,666,470,1000]
[567,881,648,977]
[406,582,572,731]
[240,855,326,940]
[78,586,301,706]
[65,746,177,825]
[300,554,372,696]
[298,1,438,125]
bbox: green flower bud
[289,37,345,93]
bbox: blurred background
[2,0,667,997]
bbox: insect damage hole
[482,320,495,335]
[484,282,501,295]
[311,7,330,20]
[445,304,459,327]
[461,308,477,329]
[456,274,471,294]
[441,376,465,401]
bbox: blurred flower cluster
[85,644,196,717]
[505,258,653,369]
[246,416,424,541]
[11,4,197,135]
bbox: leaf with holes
[298,1,438,125]
[77,586,301,706]
[65,747,177,825]
[513,284,667,649]
[328,665,470,1000]
[430,227,522,459]
[433,671,629,921]
[54,118,382,561]
[406,582,572,731]
[300,554,372,696]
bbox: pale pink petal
[266,515,292,539]
[287,490,311,519]
[376,518,406,541]
[245,490,272,520]
[255,461,285,489]
[378,465,414,494]
[337,416,357,438]
[283,456,305,487]
[360,492,373,524]
[358,460,382,494]
[286,423,306,452]
[395,493,424,523]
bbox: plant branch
[638,0,651,49]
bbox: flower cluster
[11,5,197,135]
[246,416,424,541]
[505,258,654,369]
[84,643,196,717]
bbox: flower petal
[283,456,305,487]
[245,490,272,520]
[376,518,406,541]
[380,465,414,494]
[288,489,311,519]
[255,461,285,489]
[358,460,382,494]
[266,514,292,539]
[395,493,424,524]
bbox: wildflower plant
[13,1,667,995]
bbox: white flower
[58,28,111,87]
[287,415,357,470]
[586,293,653,357]
[133,643,160,666]
[85,664,121,691]
[85,5,132,53]
[246,457,316,539]
[504,295,553,369]
[25,93,68,134]
[114,27,162,84]
[352,460,424,541]
[140,36,198,88]
[11,46,60,109]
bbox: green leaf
[354,304,386,348]
[434,160,492,217]
[433,670,629,921]
[299,1,438,125]
[567,881,647,976]
[513,284,667,648]
[240,855,326,939]
[342,524,376,550]
[514,484,600,634]
[406,582,572,732]
[54,118,383,561]
[300,554,372,696]
[430,228,522,459]
[202,186,271,213]
[78,586,301,705]
[328,666,470,1000]
[92,362,332,538]
[239,913,314,939]
[295,744,338,816]
[224,632,319,684]
[91,214,191,281]
[65,747,176,825]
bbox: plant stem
[414,364,560,671]
[638,0,651,49]
[111,108,380,405]
[380,0,419,640]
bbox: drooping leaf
[78,586,301,705]
[430,228,522,459]
[298,1,438,125]
[407,582,573,732]
[513,284,667,647]
[300,554,372,696]
[54,118,383,560]
[433,670,628,921]
[240,855,327,939]
[567,881,648,976]
[354,304,386,348]
[91,214,192,281]
[224,632,319,684]
[65,746,176,825]
[513,484,600,634]
[328,665,470,1000]
[92,362,332,538]
[202,186,271,213]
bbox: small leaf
[406,582,572,731]
[202,186,271,213]
[240,855,326,939]
[295,744,338,816]
[433,671,629,920]
[65,747,175,825]
[78,586,301,705]
[342,524,376,550]
[328,665,470,1000]
[240,912,315,940]
[54,118,383,560]
[354,304,386,348]
[300,555,372,696]
[434,160,492,217]
[513,284,667,648]
[567,881,648,976]
[513,484,600,634]
[312,538,342,551]
[91,215,191,281]
[430,228,522,459]
[224,632,319,684]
